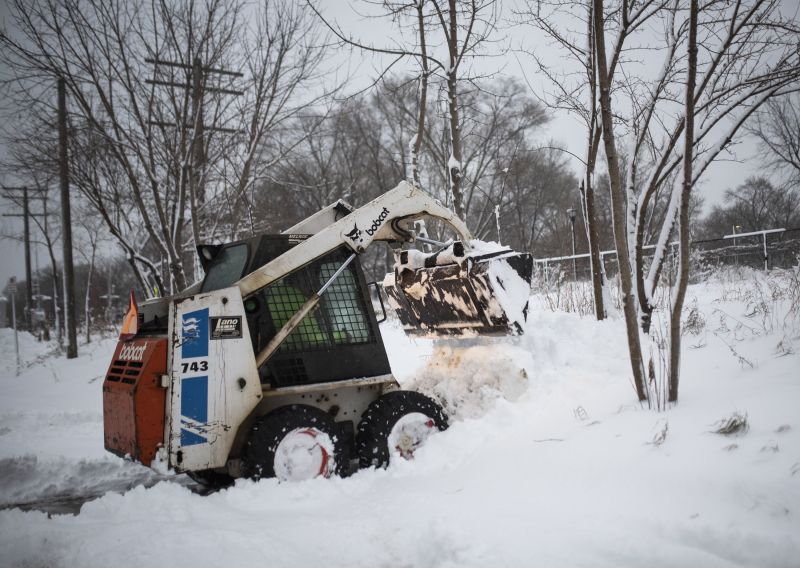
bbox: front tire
[356,390,448,469]
[243,405,345,481]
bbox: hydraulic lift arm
[235,181,472,298]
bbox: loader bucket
[383,242,533,336]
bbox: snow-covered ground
[1,268,798,567]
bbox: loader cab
[199,234,391,389]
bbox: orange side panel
[103,338,168,467]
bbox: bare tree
[515,0,657,320]
[1,0,331,296]
[701,177,800,237]
[595,0,800,404]
[526,0,799,404]
[0,114,67,343]
[748,94,800,188]
[258,74,563,277]
[75,209,105,343]
[216,0,332,241]
[669,0,698,403]
[309,0,502,219]
[592,0,648,400]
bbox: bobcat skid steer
[102,181,533,486]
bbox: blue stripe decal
[180,376,208,446]
[181,429,207,446]
[181,308,209,359]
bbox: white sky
[0,0,794,287]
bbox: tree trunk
[592,0,646,401]
[41,197,62,346]
[583,0,605,321]
[446,0,465,220]
[582,176,606,320]
[85,244,95,344]
[669,0,699,403]
[410,2,429,186]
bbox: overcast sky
[1,0,795,289]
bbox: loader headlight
[244,297,259,314]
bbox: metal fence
[534,227,800,285]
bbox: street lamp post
[567,208,577,281]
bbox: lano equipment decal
[210,316,243,339]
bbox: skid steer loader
[102,182,533,485]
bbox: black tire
[356,390,448,469]
[242,404,346,481]
[186,469,235,490]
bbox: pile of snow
[0,328,60,376]
[1,268,799,567]
[484,255,532,328]
[405,339,531,419]
[468,239,509,255]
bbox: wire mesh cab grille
[264,250,376,354]
[245,242,391,388]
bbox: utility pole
[58,77,78,359]
[2,185,50,332]
[22,186,31,330]
[144,56,242,285]
[7,278,21,374]
[1,186,32,331]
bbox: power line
[144,57,243,77]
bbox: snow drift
[1,267,799,567]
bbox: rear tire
[356,390,448,469]
[243,405,345,481]
[187,469,235,490]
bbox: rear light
[120,290,139,340]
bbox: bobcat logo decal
[344,223,363,243]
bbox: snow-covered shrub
[683,304,706,336]
[710,412,749,436]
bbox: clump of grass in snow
[774,337,795,357]
[530,269,621,317]
[714,333,755,368]
[709,265,800,337]
[711,412,749,436]
[650,419,669,446]
[760,440,779,453]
